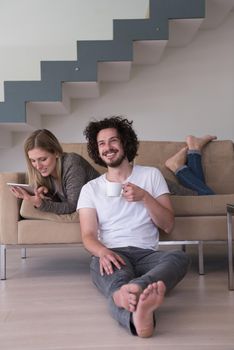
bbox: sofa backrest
[135,140,234,194]
[62,143,106,175]
[62,140,234,194]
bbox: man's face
[97,128,126,167]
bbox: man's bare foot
[113,283,142,312]
[165,147,188,173]
[186,135,217,151]
[132,281,166,338]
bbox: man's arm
[143,192,174,234]
[123,183,174,234]
[79,208,126,275]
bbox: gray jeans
[90,246,190,334]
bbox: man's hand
[99,247,126,276]
[122,182,146,202]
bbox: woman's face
[28,147,58,178]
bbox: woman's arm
[38,153,99,214]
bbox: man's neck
[106,160,133,183]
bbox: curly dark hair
[83,116,139,167]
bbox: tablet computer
[7,183,35,195]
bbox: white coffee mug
[106,182,123,197]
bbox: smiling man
[77,116,189,337]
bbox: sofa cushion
[166,178,197,196]
[18,220,81,244]
[135,140,234,194]
[20,200,79,222]
[62,143,105,174]
[171,194,234,216]
[159,216,229,241]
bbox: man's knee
[162,250,190,271]
[172,250,190,276]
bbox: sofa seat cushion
[20,200,79,222]
[18,220,81,244]
[171,194,234,216]
[160,216,229,241]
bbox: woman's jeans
[175,151,215,195]
[90,246,189,334]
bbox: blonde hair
[24,129,63,191]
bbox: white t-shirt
[77,165,169,250]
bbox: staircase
[0,0,233,148]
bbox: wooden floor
[0,244,234,350]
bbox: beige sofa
[1,140,234,280]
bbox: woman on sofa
[165,134,216,195]
[9,129,99,214]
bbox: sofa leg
[21,248,27,259]
[0,244,6,280]
[227,210,234,290]
[198,241,204,275]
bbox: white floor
[0,245,234,350]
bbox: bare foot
[113,283,142,312]
[186,135,217,151]
[132,281,166,338]
[165,147,188,173]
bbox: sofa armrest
[0,172,26,244]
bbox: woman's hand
[10,185,49,208]
[35,186,49,198]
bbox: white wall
[0,1,233,171]
[44,12,234,142]
[0,0,148,100]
